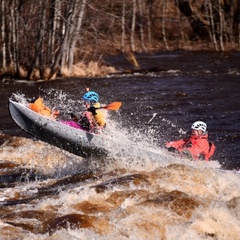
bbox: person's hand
[167,147,177,153]
[53,110,60,118]
[88,107,97,115]
[69,113,79,122]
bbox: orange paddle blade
[102,102,122,110]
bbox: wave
[0,129,239,239]
[0,93,239,239]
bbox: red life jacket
[166,134,216,161]
[205,141,216,161]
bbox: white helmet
[191,121,207,132]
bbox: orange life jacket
[78,103,106,133]
[29,97,59,118]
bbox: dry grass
[0,61,117,81]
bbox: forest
[0,0,239,80]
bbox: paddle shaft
[68,101,122,120]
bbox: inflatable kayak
[8,99,111,157]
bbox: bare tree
[26,0,48,79]
[231,0,240,46]
[175,0,185,48]
[121,0,126,52]
[130,0,136,52]
[1,0,240,80]
[68,0,87,74]
[218,0,225,51]
[207,0,219,50]
[137,0,147,51]
[49,0,87,76]
[146,0,152,47]
[1,0,6,69]
[10,0,20,78]
[162,0,169,50]
[48,0,62,68]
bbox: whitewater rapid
[0,121,239,239]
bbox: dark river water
[1,51,240,170]
[0,51,240,239]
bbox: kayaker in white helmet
[165,121,216,161]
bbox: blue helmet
[83,91,99,102]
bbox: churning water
[0,51,240,239]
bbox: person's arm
[181,139,209,160]
[166,138,188,150]
[88,106,97,115]
[205,142,216,161]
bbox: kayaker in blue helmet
[83,90,99,103]
[78,88,106,133]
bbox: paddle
[99,101,122,111]
[68,102,122,120]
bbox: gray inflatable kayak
[8,99,110,157]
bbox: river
[0,51,239,239]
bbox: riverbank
[0,39,239,81]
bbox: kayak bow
[8,99,110,157]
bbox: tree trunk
[52,1,74,76]
[39,1,47,78]
[48,0,61,68]
[174,0,210,40]
[162,0,169,50]
[10,0,20,78]
[232,0,240,44]
[121,0,126,52]
[218,0,225,51]
[68,0,87,74]
[137,0,147,51]
[26,0,47,79]
[207,0,219,50]
[1,0,6,69]
[146,1,152,47]
[130,0,136,52]
[175,0,185,48]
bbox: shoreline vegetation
[0,0,239,80]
